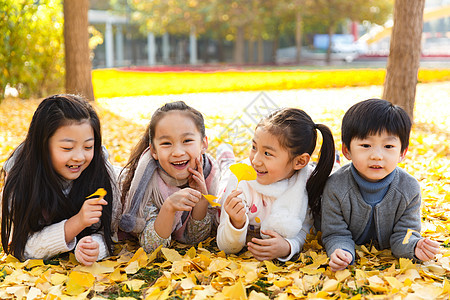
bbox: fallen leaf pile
[0,82,449,299]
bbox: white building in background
[361,1,450,56]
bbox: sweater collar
[350,164,395,192]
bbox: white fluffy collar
[243,163,313,239]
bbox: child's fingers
[195,157,204,177]
[185,188,202,199]
[260,230,280,239]
[85,198,108,206]
[227,198,245,216]
[421,243,439,258]
[77,251,96,266]
[329,259,349,271]
[424,238,440,248]
[335,250,352,264]
[80,246,99,257]
[224,190,243,206]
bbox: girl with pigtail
[216,107,336,261]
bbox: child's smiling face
[249,127,297,185]
[49,121,95,181]
[150,111,207,181]
[343,131,407,182]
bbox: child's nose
[370,148,383,160]
[251,152,263,166]
[72,149,85,161]
[172,144,185,156]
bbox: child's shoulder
[392,167,421,194]
[327,163,353,184]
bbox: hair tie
[314,123,319,129]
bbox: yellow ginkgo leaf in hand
[230,163,257,183]
[86,188,107,201]
[203,194,221,207]
[402,228,417,244]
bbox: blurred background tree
[0,0,64,101]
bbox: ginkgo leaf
[161,248,183,263]
[265,260,282,273]
[86,188,107,200]
[203,194,221,207]
[230,163,257,183]
[65,271,95,296]
[129,247,148,268]
[221,279,247,300]
[403,229,417,244]
[123,279,146,291]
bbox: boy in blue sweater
[321,99,440,271]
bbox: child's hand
[78,198,108,228]
[247,230,290,261]
[75,236,99,266]
[224,190,245,229]
[164,188,202,213]
[329,249,353,271]
[188,156,208,195]
[415,238,440,261]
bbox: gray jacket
[321,163,422,261]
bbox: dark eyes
[360,144,395,149]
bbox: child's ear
[150,145,158,160]
[398,147,408,163]
[201,136,208,154]
[342,144,352,160]
[293,153,310,170]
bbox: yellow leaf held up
[203,194,221,207]
[402,228,417,244]
[86,188,107,201]
[230,163,257,184]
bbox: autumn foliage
[0,80,449,299]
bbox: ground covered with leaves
[0,82,449,299]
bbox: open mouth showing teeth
[256,170,267,175]
[172,161,188,166]
[67,165,81,169]
[370,166,382,169]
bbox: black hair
[257,107,335,220]
[120,101,205,205]
[341,98,412,152]
[1,94,114,259]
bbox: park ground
[0,81,449,299]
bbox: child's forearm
[64,214,87,243]
[191,197,209,220]
[153,204,176,239]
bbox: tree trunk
[295,10,303,64]
[257,38,264,64]
[217,38,225,62]
[248,38,254,63]
[325,25,334,65]
[271,21,280,63]
[63,0,94,101]
[234,26,245,64]
[383,0,425,121]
